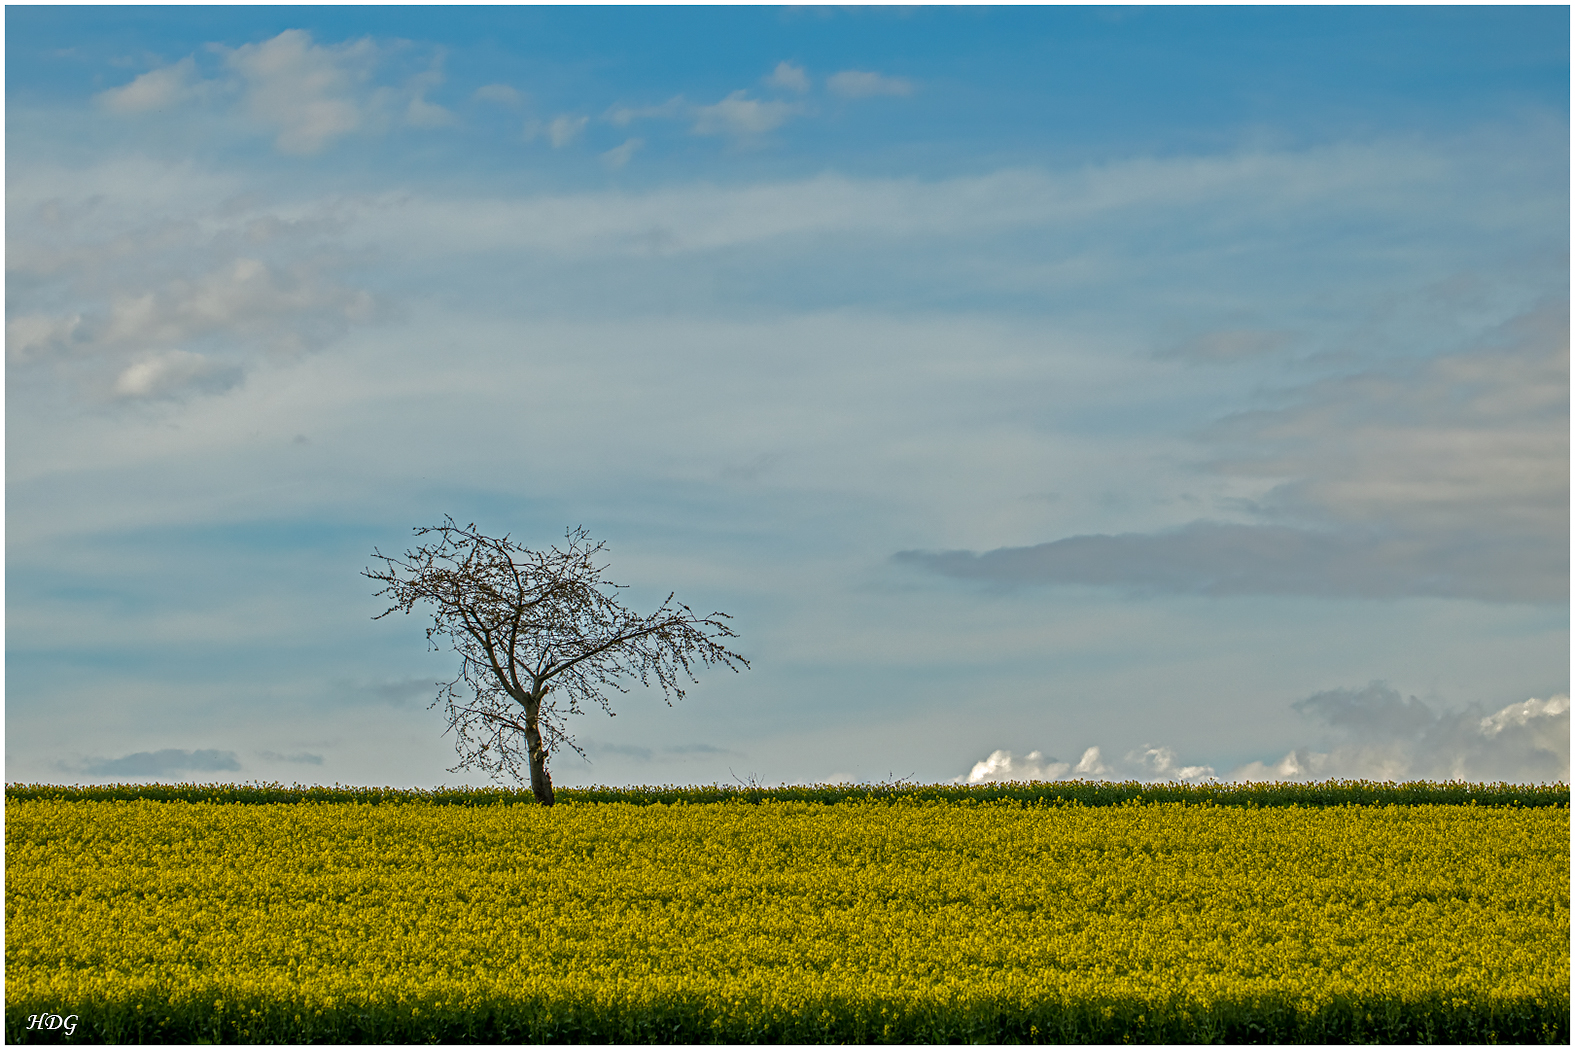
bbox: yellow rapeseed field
[6,797,1568,1043]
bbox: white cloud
[765,61,809,93]
[962,749,1069,783]
[95,257,373,359]
[1127,745,1216,782]
[96,56,201,113]
[960,744,1194,784]
[7,313,85,363]
[112,350,242,400]
[224,30,379,154]
[404,55,454,129]
[826,70,914,98]
[6,183,377,398]
[547,114,588,148]
[94,31,455,151]
[692,91,799,137]
[1481,693,1570,736]
[473,83,522,106]
[1072,747,1112,777]
[601,137,644,170]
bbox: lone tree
[365,518,748,805]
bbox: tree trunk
[522,692,556,806]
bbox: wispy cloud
[224,30,384,154]
[826,70,914,98]
[95,55,203,113]
[256,750,325,765]
[692,91,800,137]
[94,30,454,154]
[1212,301,1568,551]
[601,137,644,170]
[586,740,743,763]
[899,300,1569,605]
[667,743,739,756]
[605,95,686,127]
[112,350,243,400]
[1160,328,1288,363]
[547,114,588,148]
[7,180,378,401]
[473,83,522,106]
[333,141,1474,258]
[333,677,443,708]
[404,54,454,129]
[765,61,810,93]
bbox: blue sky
[6,6,1569,788]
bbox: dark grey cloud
[82,748,241,777]
[1236,684,1569,783]
[896,520,1565,603]
[1292,682,1437,736]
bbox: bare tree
[365,518,748,805]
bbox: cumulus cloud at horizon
[960,745,1217,785]
[963,688,1571,786]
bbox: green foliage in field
[6,796,1568,1044]
[5,777,1568,808]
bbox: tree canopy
[366,519,748,804]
